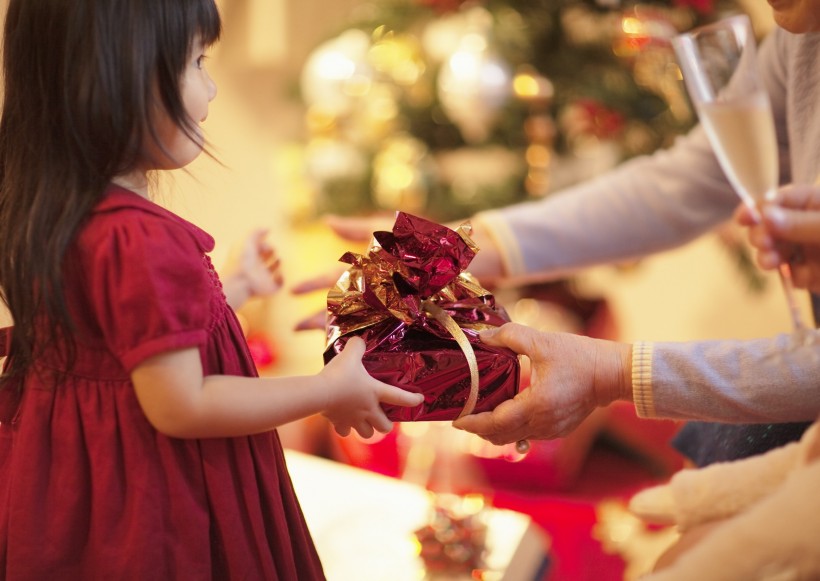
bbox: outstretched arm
[131,337,423,439]
[453,321,820,445]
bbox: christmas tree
[298,0,746,221]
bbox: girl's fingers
[354,422,374,439]
[370,412,393,434]
[340,336,366,357]
[379,384,424,408]
[334,423,352,437]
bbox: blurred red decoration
[574,99,626,141]
[246,332,278,369]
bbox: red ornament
[246,333,278,369]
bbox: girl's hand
[452,323,631,444]
[223,229,284,309]
[737,185,820,293]
[319,337,424,438]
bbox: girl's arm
[131,337,423,439]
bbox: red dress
[0,186,325,580]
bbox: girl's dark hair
[0,0,221,383]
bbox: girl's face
[150,38,217,170]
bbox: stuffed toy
[629,417,820,579]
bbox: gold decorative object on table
[413,494,488,579]
[285,449,551,581]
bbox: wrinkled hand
[319,337,424,439]
[452,323,631,445]
[737,184,820,293]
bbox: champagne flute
[672,14,811,340]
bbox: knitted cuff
[472,211,527,278]
[632,341,655,418]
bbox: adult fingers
[478,323,541,356]
[746,222,776,251]
[788,259,820,292]
[790,261,811,289]
[324,214,394,241]
[762,205,820,244]
[754,247,784,271]
[452,398,529,445]
[772,184,818,209]
[734,203,759,226]
[290,267,347,294]
[293,309,327,332]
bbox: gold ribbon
[421,300,530,454]
[421,300,478,419]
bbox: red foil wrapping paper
[323,212,519,421]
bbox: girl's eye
[196,55,207,69]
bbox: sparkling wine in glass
[672,14,810,337]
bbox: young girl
[0,1,422,579]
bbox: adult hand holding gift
[323,212,520,423]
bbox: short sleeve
[74,205,213,372]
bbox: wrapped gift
[324,212,519,421]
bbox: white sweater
[478,27,820,423]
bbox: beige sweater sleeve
[630,335,820,424]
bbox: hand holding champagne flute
[672,14,812,340]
